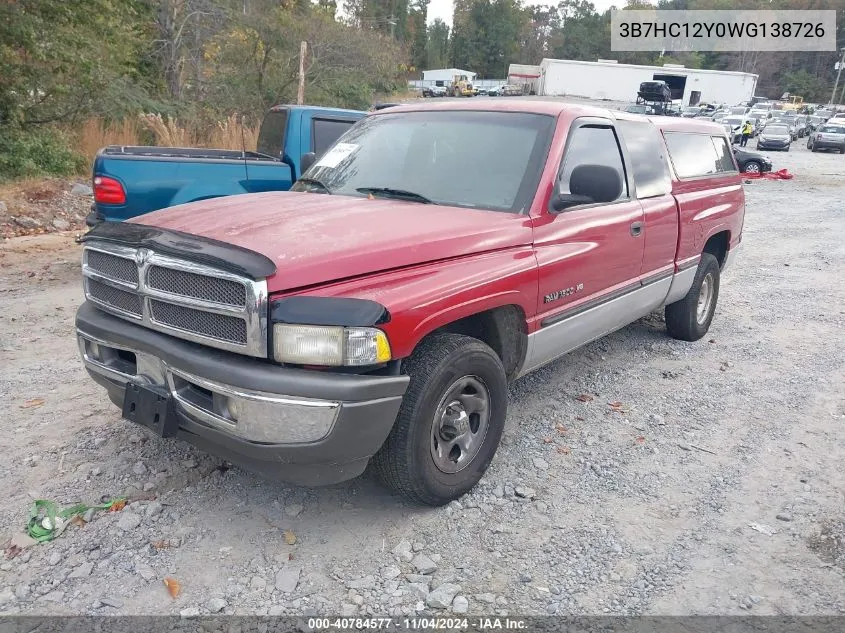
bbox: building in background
[537,59,758,106]
[507,64,541,95]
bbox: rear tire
[373,333,508,506]
[665,253,721,342]
[840,145,845,154]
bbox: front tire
[743,160,762,174]
[373,333,508,506]
[665,253,721,342]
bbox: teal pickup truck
[86,105,366,226]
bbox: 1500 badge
[544,283,584,303]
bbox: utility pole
[831,47,845,106]
[297,41,307,105]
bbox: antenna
[240,114,248,175]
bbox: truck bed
[102,145,280,163]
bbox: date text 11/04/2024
[307,618,528,630]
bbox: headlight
[272,324,391,366]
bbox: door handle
[630,221,643,237]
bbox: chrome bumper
[77,330,339,444]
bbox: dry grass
[138,113,258,151]
[139,113,198,148]
[78,118,142,164]
[207,114,260,151]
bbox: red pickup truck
[75,100,744,506]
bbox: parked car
[793,115,809,137]
[681,106,701,118]
[722,116,747,143]
[731,146,772,174]
[807,115,826,132]
[86,105,366,226]
[769,117,799,140]
[807,122,845,153]
[638,80,672,102]
[623,103,653,114]
[75,101,744,505]
[756,123,792,151]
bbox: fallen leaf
[163,577,181,598]
[20,398,45,409]
[575,394,594,402]
[288,553,294,561]
[283,529,297,545]
[555,423,567,434]
[109,499,126,512]
[543,437,554,444]
[575,416,585,422]
[4,545,21,560]
[556,446,571,455]
[608,401,630,413]
[635,436,646,444]
[70,516,86,527]
[151,540,170,551]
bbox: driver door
[524,119,646,373]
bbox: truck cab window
[558,125,628,202]
[312,118,356,155]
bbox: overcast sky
[425,0,622,26]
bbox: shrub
[0,128,86,182]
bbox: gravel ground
[1,137,844,617]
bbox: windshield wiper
[296,177,332,194]
[356,187,433,204]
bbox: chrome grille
[81,241,268,357]
[86,279,142,317]
[147,265,246,307]
[86,250,139,284]
[150,300,247,344]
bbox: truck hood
[133,191,533,293]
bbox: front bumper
[76,302,409,485]
[757,140,790,150]
[812,140,844,150]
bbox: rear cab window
[256,108,288,158]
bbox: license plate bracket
[122,383,179,438]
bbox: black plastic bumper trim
[79,221,276,280]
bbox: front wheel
[665,253,721,342]
[743,160,762,174]
[373,333,508,506]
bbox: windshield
[765,126,788,135]
[730,107,746,114]
[291,110,555,213]
[725,117,742,126]
[820,125,845,134]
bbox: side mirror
[552,164,623,212]
[300,152,317,174]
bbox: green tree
[0,0,153,128]
[426,18,451,69]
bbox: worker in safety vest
[740,121,753,146]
